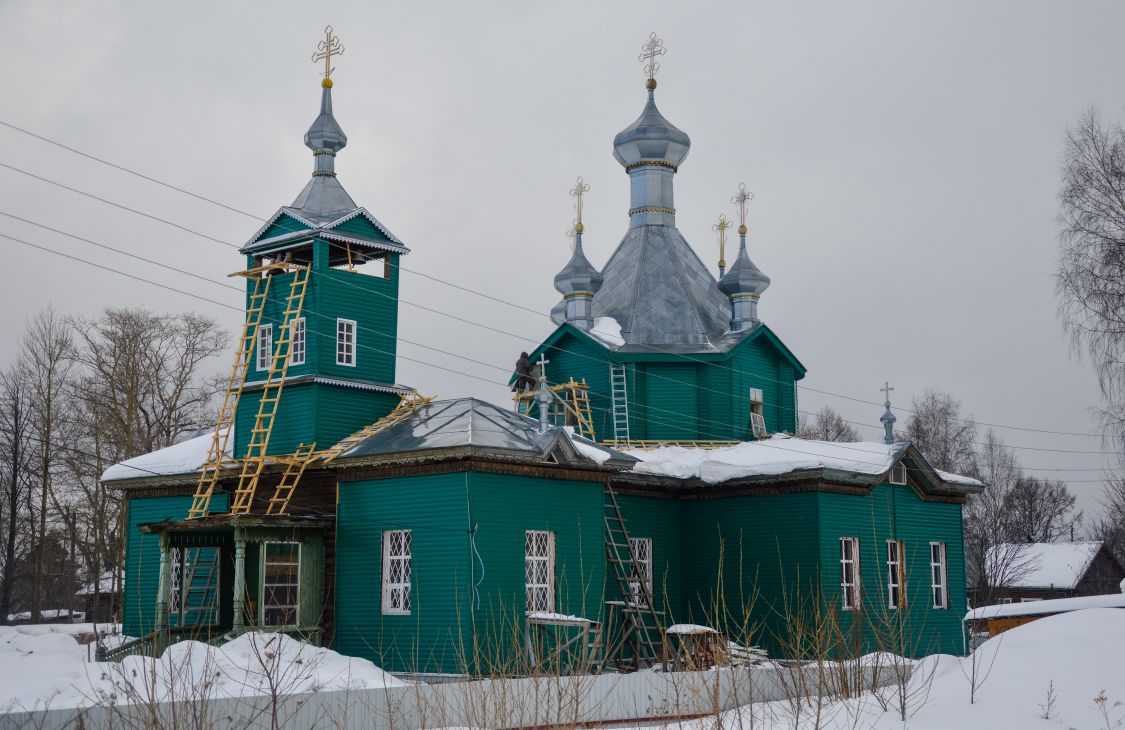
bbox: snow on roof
[666,623,718,635]
[935,468,985,487]
[588,317,625,348]
[100,431,222,482]
[74,573,117,597]
[988,541,1103,590]
[964,591,1125,622]
[627,434,924,485]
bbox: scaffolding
[513,378,596,440]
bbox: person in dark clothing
[512,352,537,392]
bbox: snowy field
[622,608,1125,730]
[0,628,405,712]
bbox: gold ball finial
[322,77,334,88]
[738,224,747,235]
[575,222,585,234]
[646,78,657,91]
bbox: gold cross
[713,214,732,270]
[570,177,590,232]
[731,183,754,234]
[638,33,666,85]
[312,26,345,85]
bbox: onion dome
[612,90,691,169]
[554,232,604,296]
[718,236,770,298]
[305,84,348,169]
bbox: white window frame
[628,537,653,607]
[930,542,948,609]
[261,541,301,628]
[336,318,356,366]
[289,317,306,366]
[256,323,273,372]
[381,530,412,615]
[749,388,767,438]
[525,530,556,613]
[886,539,906,609]
[889,462,908,485]
[840,537,861,610]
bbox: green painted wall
[335,473,472,675]
[613,495,684,621]
[122,493,228,637]
[816,484,967,657]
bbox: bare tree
[1092,466,1125,567]
[1003,476,1082,543]
[798,406,860,442]
[901,389,977,474]
[1057,109,1125,440]
[18,308,75,622]
[0,368,33,623]
[963,430,1027,601]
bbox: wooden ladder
[180,548,219,626]
[266,443,318,515]
[609,363,630,446]
[189,270,277,518]
[603,483,664,669]
[229,265,312,514]
[319,391,434,463]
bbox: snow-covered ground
[0,628,406,712]
[621,608,1125,729]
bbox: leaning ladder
[265,443,318,515]
[189,271,277,518]
[609,363,630,446]
[318,391,435,464]
[229,265,312,514]
[180,548,219,626]
[603,483,664,669]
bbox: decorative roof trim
[241,373,412,396]
[624,160,679,172]
[244,208,316,247]
[324,208,405,246]
[318,231,410,255]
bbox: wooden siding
[542,331,614,440]
[335,473,472,675]
[613,495,684,621]
[641,363,700,440]
[331,215,393,242]
[122,493,228,637]
[253,214,311,243]
[816,483,967,656]
[313,386,400,450]
[234,385,317,458]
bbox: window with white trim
[628,537,653,607]
[930,542,948,609]
[525,530,555,613]
[381,530,412,615]
[749,388,767,438]
[256,323,273,371]
[336,318,356,366]
[262,542,300,627]
[289,317,305,365]
[889,462,908,485]
[840,537,861,610]
[886,539,906,609]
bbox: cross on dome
[312,25,345,87]
[638,32,666,89]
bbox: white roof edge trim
[244,208,317,246]
[324,208,404,245]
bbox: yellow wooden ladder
[188,270,277,519]
[265,443,318,515]
[229,265,312,514]
[319,391,435,464]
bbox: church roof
[340,398,636,468]
[612,90,691,168]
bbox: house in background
[976,541,1125,605]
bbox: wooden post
[155,533,170,632]
[233,530,247,633]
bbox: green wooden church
[101,32,984,677]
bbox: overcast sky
[1,1,1122,519]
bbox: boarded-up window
[886,539,906,609]
[840,537,860,610]
[263,542,300,627]
[382,530,412,615]
[930,542,948,609]
[525,530,555,613]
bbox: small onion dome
[554,235,604,296]
[612,91,691,169]
[304,85,348,155]
[718,239,770,298]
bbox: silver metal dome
[612,91,691,169]
[718,235,770,297]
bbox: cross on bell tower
[880,381,897,445]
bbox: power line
[0,139,1109,441]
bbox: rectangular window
[840,537,861,610]
[749,388,766,437]
[525,530,555,613]
[628,537,653,607]
[256,323,273,371]
[289,317,305,366]
[930,542,948,609]
[262,542,300,627]
[886,540,906,609]
[336,318,356,366]
[889,463,908,485]
[381,530,412,615]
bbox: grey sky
[1,1,1121,518]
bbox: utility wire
[0,137,1109,440]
